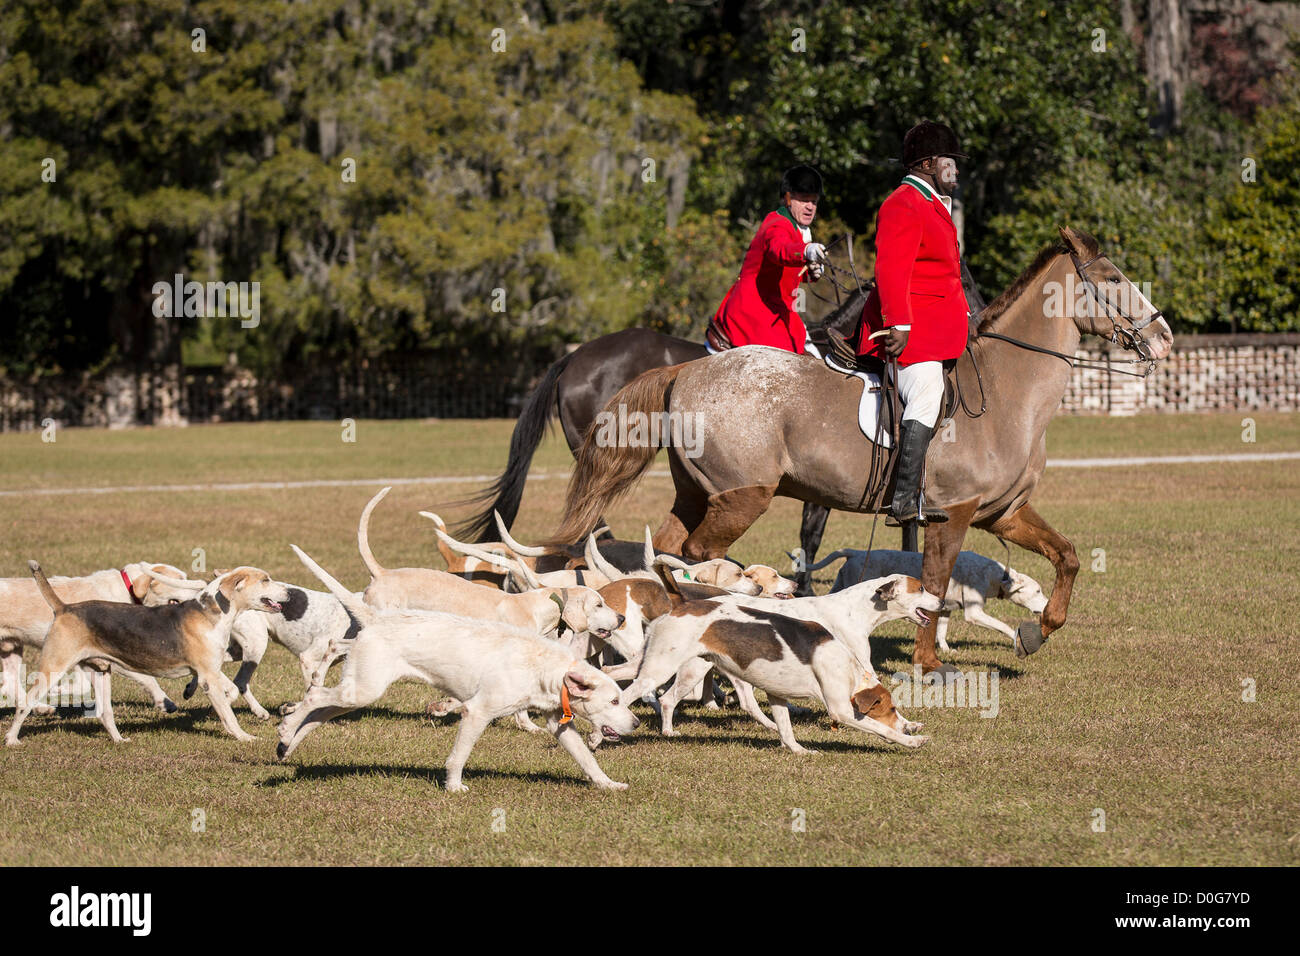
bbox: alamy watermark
[1043,273,1155,320]
[152,273,260,328]
[592,403,704,459]
[0,662,98,712]
[891,667,999,718]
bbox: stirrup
[884,492,949,527]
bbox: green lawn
[0,412,1296,865]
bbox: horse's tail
[551,363,686,547]
[455,349,576,542]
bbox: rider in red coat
[710,165,827,353]
[858,121,969,526]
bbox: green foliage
[635,210,743,338]
[1205,83,1300,331]
[610,0,1294,332]
[2,0,1296,380]
[0,0,703,375]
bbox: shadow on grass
[624,728,909,755]
[869,632,1031,681]
[256,761,595,790]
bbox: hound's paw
[112,736,132,744]
[702,699,721,711]
[901,734,930,748]
[795,748,821,756]
[234,732,258,743]
[156,698,178,714]
[661,729,681,738]
[5,738,23,748]
[444,781,469,794]
[595,780,629,791]
[903,720,925,734]
[278,702,301,716]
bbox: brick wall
[1060,334,1300,415]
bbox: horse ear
[1057,225,1084,255]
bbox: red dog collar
[559,683,573,724]
[121,569,143,605]
[559,660,580,725]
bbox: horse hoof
[1016,621,1045,657]
[921,663,962,685]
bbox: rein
[803,234,860,308]
[977,331,1154,379]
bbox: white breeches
[891,361,943,427]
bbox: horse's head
[1058,226,1173,363]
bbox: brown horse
[554,227,1174,676]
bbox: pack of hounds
[1,488,1047,792]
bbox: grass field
[1,412,1297,866]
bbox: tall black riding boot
[885,420,949,527]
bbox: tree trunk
[1147,0,1189,134]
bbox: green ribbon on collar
[550,591,569,637]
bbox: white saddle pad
[823,354,892,448]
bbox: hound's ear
[873,578,901,607]
[564,670,596,700]
[716,563,745,588]
[130,568,154,599]
[562,593,589,634]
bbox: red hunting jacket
[712,209,808,353]
[858,176,969,365]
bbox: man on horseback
[859,121,970,527]
[708,164,828,354]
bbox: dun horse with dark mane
[554,227,1173,677]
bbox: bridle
[978,248,1166,379]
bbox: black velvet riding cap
[901,121,967,166]
[780,164,823,198]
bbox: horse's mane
[815,283,872,337]
[976,231,1099,333]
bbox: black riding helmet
[780,164,823,200]
[901,121,967,167]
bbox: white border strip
[0,451,1295,499]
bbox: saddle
[821,326,965,515]
[825,326,960,425]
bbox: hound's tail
[357,487,391,579]
[797,548,855,573]
[651,556,688,608]
[550,363,687,547]
[289,546,375,628]
[28,560,66,614]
